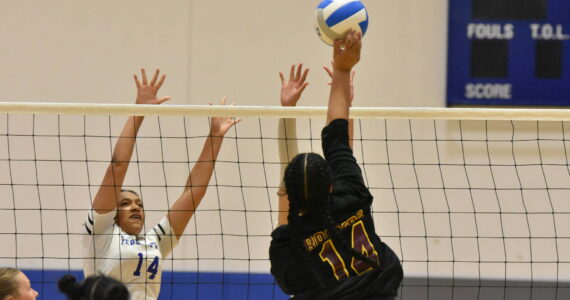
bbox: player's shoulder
[331,193,372,218]
[270,225,297,257]
[271,217,322,241]
[145,220,168,240]
[271,225,290,241]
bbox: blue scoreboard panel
[447,0,570,106]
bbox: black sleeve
[321,119,367,191]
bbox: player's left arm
[168,98,241,240]
[277,64,309,225]
[92,69,169,216]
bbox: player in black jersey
[269,31,403,300]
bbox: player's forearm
[92,116,144,213]
[276,118,298,225]
[111,116,143,165]
[278,118,299,157]
[278,118,299,183]
[348,118,354,150]
[327,70,351,125]
[180,134,223,205]
[169,135,223,238]
[277,194,289,225]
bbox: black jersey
[269,119,403,300]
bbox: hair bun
[58,274,82,298]
[108,285,130,300]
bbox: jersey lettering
[319,240,349,280]
[318,220,380,280]
[133,252,160,280]
[350,221,379,275]
[133,252,144,276]
[148,256,159,280]
[121,235,159,249]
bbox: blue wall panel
[23,270,288,300]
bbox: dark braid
[285,154,330,288]
[285,153,379,288]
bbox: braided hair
[58,274,129,300]
[284,153,379,288]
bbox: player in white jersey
[82,68,240,300]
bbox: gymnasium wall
[0,0,448,107]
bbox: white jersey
[82,210,178,300]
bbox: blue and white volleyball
[315,0,369,46]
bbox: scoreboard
[447,0,570,106]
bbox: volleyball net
[1,102,569,299]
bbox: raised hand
[333,30,362,72]
[209,97,242,137]
[134,68,171,105]
[324,62,356,104]
[279,63,310,107]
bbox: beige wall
[0,0,448,107]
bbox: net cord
[2,102,570,121]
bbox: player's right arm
[91,69,170,215]
[323,63,356,149]
[326,30,361,125]
[277,64,309,225]
[322,31,368,190]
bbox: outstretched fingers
[323,62,334,86]
[294,63,303,81]
[323,62,334,78]
[230,103,242,126]
[134,74,142,89]
[208,96,231,107]
[149,69,160,86]
[332,30,362,72]
[298,82,309,95]
[299,67,309,85]
[135,68,170,105]
[334,38,343,49]
[137,68,167,89]
[345,30,355,49]
[141,68,148,85]
[157,96,171,104]
[283,63,309,85]
[355,31,362,50]
[209,98,241,136]
[346,30,362,51]
[155,74,166,90]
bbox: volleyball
[315,0,369,46]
